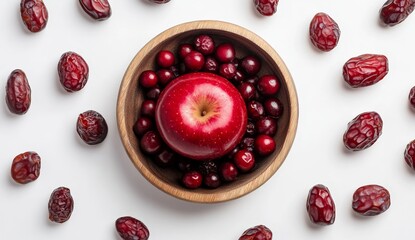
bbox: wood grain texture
[117,20,298,203]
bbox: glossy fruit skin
[215,43,235,63]
[182,170,203,189]
[309,12,340,52]
[140,130,163,155]
[257,75,280,96]
[156,50,175,68]
[380,0,415,26]
[76,110,108,145]
[48,187,74,223]
[155,72,247,161]
[241,56,261,76]
[254,134,276,156]
[139,70,158,89]
[79,0,111,21]
[20,0,48,32]
[234,149,255,172]
[256,116,278,136]
[6,69,31,115]
[116,216,149,240]
[220,162,238,182]
[11,151,41,184]
[219,63,237,79]
[253,0,279,16]
[352,185,391,216]
[239,225,272,240]
[58,52,89,92]
[409,86,415,108]
[306,184,336,225]
[343,112,383,151]
[183,51,205,72]
[404,139,415,169]
[238,82,256,101]
[343,54,389,88]
[133,117,153,137]
[204,173,221,188]
[264,98,283,118]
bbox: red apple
[155,72,247,161]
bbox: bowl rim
[117,20,299,203]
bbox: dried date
[343,112,383,151]
[239,225,272,240]
[48,187,74,223]
[352,185,391,216]
[309,12,340,51]
[306,184,336,225]
[79,0,112,21]
[11,151,41,184]
[58,51,89,92]
[20,0,48,32]
[6,69,31,115]
[343,54,389,88]
[116,216,150,240]
[380,0,415,26]
[77,110,108,145]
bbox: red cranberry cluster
[134,34,284,189]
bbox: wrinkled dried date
[380,0,415,26]
[58,51,89,92]
[343,111,383,151]
[352,184,391,216]
[79,0,112,21]
[309,12,340,52]
[306,184,336,225]
[404,139,415,170]
[253,0,279,16]
[11,151,41,184]
[20,0,48,32]
[239,225,272,240]
[6,69,31,115]
[77,110,108,145]
[116,216,150,240]
[48,187,74,223]
[343,54,389,88]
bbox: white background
[0,0,414,239]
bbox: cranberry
[405,139,415,169]
[343,54,389,88]
[240,137,255,152]
[79,0,111,21]
[264,98,283,118]
[257,75,280,96]
[145,87,161,100]
[183,51,205,72]
[194,34,215,55]
[204,173,221,189]
[409,86,415,109]
[116,216,149,240]
[203,56,219,73]
[215,43,235,63]
[177,43,193,59]
[139,70,158,89]
[227,146,240,160]
[140,131,162,155]
[306,184,336,225]
[58,51,89,92]
[232,70,246,85]
[48,187,74,223]
[238,82,256,101]
[220,162,238,182]
[246,121,256,136]
[309,12,341,52]
[256,116,278,136]
[20,0,48,32]
[352,184,391,216]
[154,148,176,167]
[253,0,279,16]
[239,225,272,240]
[76,110,108,145]
[11,151,41,184]
[6,69,31,115]
[219,63,237,79]
[380,0,415,26]
[247,100,265,120]
[241,56,261,76]
[169,65,180,77]
[245,76,259,85]
[140,99,156,118]
[157,69,174,86]
[177,158,195,173]
[133,116,153,137]
[182,170,203,189]
[343,111,383,151]
[156,50,175,68]
[255,135,276,157]
[148,0,170,3]
[234,149,255,172]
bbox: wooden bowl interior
[117,21,297,203]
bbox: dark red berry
[145,87,161,100]
[234,149,255,172]
[253,0,278,16]
[20,0,48,32]
[156,69,174,86]
[156,50,175,68]
[219,63,237,79]
[76,110,108,145]
[133,116,153,137]
[177,158,195,173]
[343,54,389,88]
[58,51,89,92]
[203,56,219,73]
[232,70,246,85]
[116,216,149,240]
[177,43,193,59]
[380,0,415,26]
[256,116,278,136]
[405,139,415,170]
[240,137,255,152]
[409,86,415,108]
[154,148,176,167]
[183,51,205,72]
[215,43,235,63]
[246,121,256,136]
[182,171,203,189]
[238,82,256,101]
[79,0,111,21]
[245,76,259,85]
[264,98,283,118]
[139,70,158,89]
[194,34,215,55]
[198,161,218,175]
[239,225,272,240]
[140,100,156,118]
[204,173,221,189]
[247,100,265,120]
[352,185,391,216]
[6,69,31,115]
[11,151,41,184]
[306,184,336,225]
[48,187,74,223]
[220,162,238,182]
[257,75,280,96]
[140,130,162,154]
[343,111,383,151]
[309,12,341,52]
[241,56,261,76]
[255,134,276,157]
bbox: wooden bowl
[117,20,298,203]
